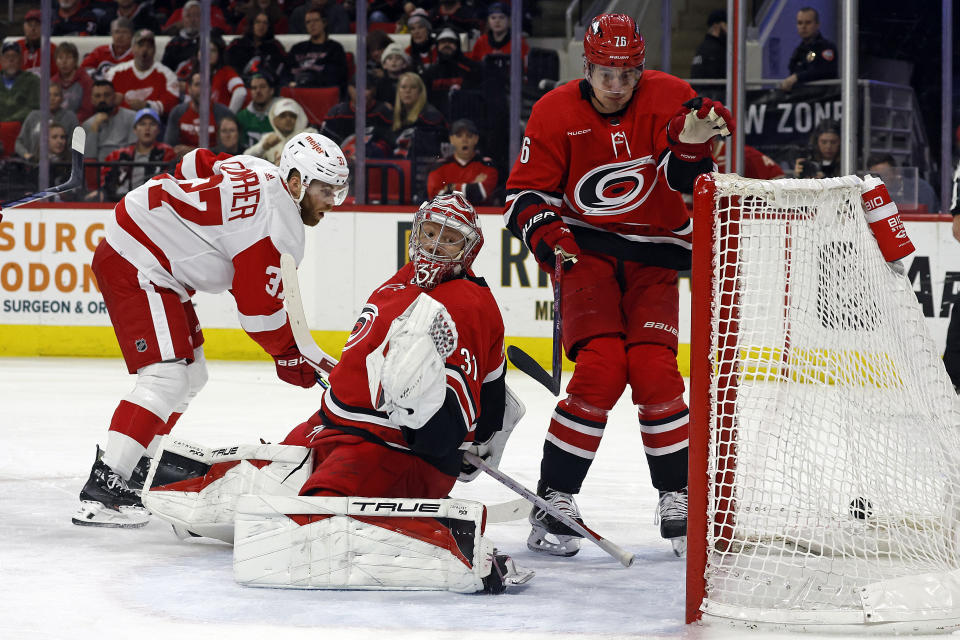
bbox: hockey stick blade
[507,345,560,396]
[463,452,636,567]
[279,253,339,387]
[484,498,529,523]
[0,127,86,212]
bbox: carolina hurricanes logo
[342,303,378,352]
[573,156,658,215]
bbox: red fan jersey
[102,149,305,355]
[211,66,247,111]
[712,140,785,180]
[319,262,506,473]
[14,39,56,76]
[107,60,180,116]
[504,72,697,269]
[81,44,134,80]
[427,154,498,204]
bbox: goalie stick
[506,251,563,396]
[463,451,636,567]
[279,253,339,388]
[0,127,86,218]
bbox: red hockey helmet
[408,192,483,290]
[583,13,645,69]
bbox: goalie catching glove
[367,293,458,430]
[666,96,734,162]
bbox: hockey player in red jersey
[73,132,350,529]
[282,192,513,500]
[503,13,733,557]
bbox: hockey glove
[666,97,735,163]
[522,208,580,271]
[273,347,317,388]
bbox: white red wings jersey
[320,262,506,464]
[103,149,305,355]
[504,72,697,268]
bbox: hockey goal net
[687,174,960,632]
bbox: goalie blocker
[233,495,533,593]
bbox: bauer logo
[573,156,657,215]
[642,321,679,336]
[135,338,147,352]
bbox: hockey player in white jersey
[72,133,349,528]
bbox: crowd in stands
[0,0,538,205]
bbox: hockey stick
[279,253,339,388]
[0,127,86,216]
[506,251,563,396]
[463,451,636,567]
[484,497,529,523]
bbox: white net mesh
[700,175,960,626]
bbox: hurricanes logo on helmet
[573,156,658,215]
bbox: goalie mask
[279,133,350,206]
[408,192,483,290]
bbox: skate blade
[670,536,687,557]
[526,528,581,557]
[72,501,150,528]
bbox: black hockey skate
[72,446,150,528]
[656,487,687,557]
[527,484,584,557]
[126,455,152,492]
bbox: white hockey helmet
[278,132,350,205]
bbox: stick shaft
[463,452,635,567]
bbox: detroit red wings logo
[343,303,379,352]
[573,156,658,215]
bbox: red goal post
[686,173,960,632]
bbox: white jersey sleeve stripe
[138,272,176,360]
[238,308,288,334]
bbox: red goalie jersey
[314,261,506,477]
[102,149,304,356]
[505,73,697,269]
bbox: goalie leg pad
[141,437,312,543]
[233,496,533,593]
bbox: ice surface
[0,358,953,639]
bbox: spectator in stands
[0,42,40,123]
[107,29,180,119]
[16,9,56,77]
[289,0,351,35]
[287,5,348,94]
[690,10,726,80]
[378,43,411,104]
[226,9,289,82]
[468,3,529,64]
[53,0,100,36]
[405,9,437,73]
[82,79,137,161]
[82,17,135,81]
[366,30,394,77]
[15,83,80,163]
[164,72,234,158]
[794,120,841,178]
[422,28,482,118]
[101,0,161,34]
[320,72,393,159]
[45,123,79,198]
[391,72,447,158]
[162,0,203,77]
[426,118,498,205]
[866,153,939,213]
[211,114,246,155]
[235,72,277,146]
[369,0,406,24]
[780,7,837,92]
[712,139,784,179]
[243,96,315,164]
[54,42,94,122]
[431,0,482,37]
[160,0,230,36]
[100,107,175,201]
[205,36,248,113]
[235,0,289,35]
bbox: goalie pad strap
[234,496,495,593]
